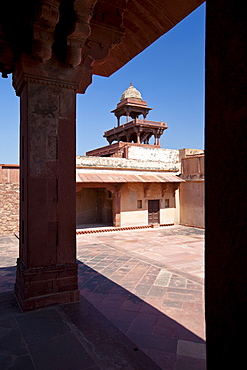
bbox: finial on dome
[130,82,133,86]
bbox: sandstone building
[76,84,204,230]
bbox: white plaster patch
[154,269,172,287]
[128,146,179,163]
[177,340,206,359]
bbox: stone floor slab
[0,225,205,369]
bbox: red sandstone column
[112,185,123,227]
[9,0,126,312]
[113,193,121,227]
[13,59,81,311]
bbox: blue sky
[0,3,205,164]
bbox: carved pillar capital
[12,54,86,96]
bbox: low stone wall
[0,183,19,234]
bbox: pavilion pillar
[135,127,141,144]
[12,58,84,311]
[137,133,140,144]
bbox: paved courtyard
[0,225,205,369]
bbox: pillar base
[14,258,80,311]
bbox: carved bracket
[3,0,128,94]
[32,0,60,63]
[66,0,98,67]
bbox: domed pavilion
[103,83,167,146]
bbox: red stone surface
[12,58,80,311]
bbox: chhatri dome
[120,83,143,101]
[102,83,168,146]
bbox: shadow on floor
[0,262,206,369]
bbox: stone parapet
[76,155,180,172]
[127,146,179,163]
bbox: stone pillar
[113,193,121,227]
[205,1,246,367]
[3,0,126,312]
[174,185,180,225]
[13,58,82,311]
[134,126,141,144]
[112,185,123,227]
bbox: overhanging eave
[92,0,205,77]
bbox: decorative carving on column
[32,0,60,62]
[66,0,97,67]
[67,0,127,93]
[1,0,128,94]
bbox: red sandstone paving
[0,226,206,369]
[76,226,206,369]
